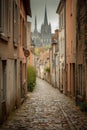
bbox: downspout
[64,0,66,94]
[75,0,78,104]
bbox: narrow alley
[1,78,87,130]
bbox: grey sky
[28,0,60,33]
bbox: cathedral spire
[44,4,48,25]
[34,16,37,32]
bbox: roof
[56,0,65,14]
[23,0,32,17]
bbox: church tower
[34,16,38,33]
[44,5,48,25]
[32,5,52,47]
[32,16,41,47]
[41,5,51,46]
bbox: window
[21,18,26,49]
[0,0,10,39]
[13,0,19,46]
[0,0,3,32]
[1,61,6,102]
[8,0,11,36]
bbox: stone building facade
[76,0,87,104]
[65,0,77,97]
[0,0,31,123]
[50,30,59,87]
[56,0,66,93]
[56,0,87,108]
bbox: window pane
[4,0,8,36]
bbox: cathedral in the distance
[31,5,52,47]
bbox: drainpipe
[54,53,56,87]
[64,0,66,94]
[75,0,78,103]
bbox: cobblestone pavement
[0,78,87,130]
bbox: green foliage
[35,48,40,56]
[45,66,50,73]
[27,65,36,92]
[44,45,51,50]
[35,46,51,56]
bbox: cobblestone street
[1,78,87,130]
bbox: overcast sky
[28,0,60,33]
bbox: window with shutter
[0,0,3,33]
[22,19,26,49]
[0,0,10,40]
[8,0,11,37]
[13,0,19,47]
